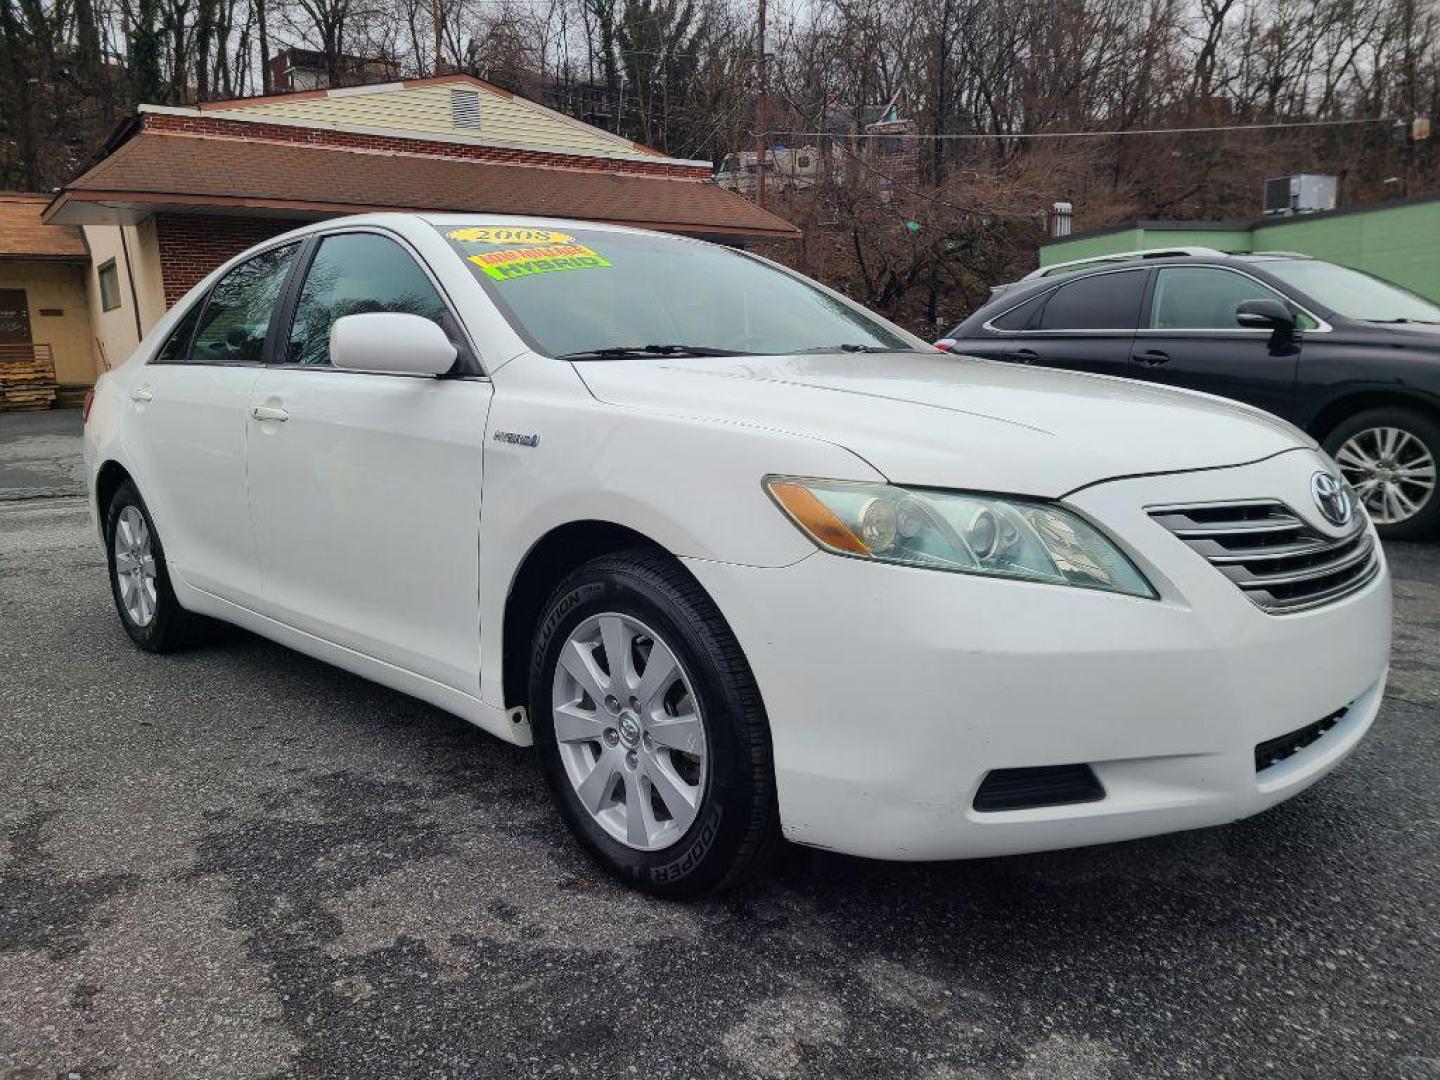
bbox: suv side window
[990,291,1049,331]
[1037,270,1147,331]
[190,243,299,364]
[1150,267,1318,330]
[150,301,205,365]
[285,232,448,367]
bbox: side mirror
[329,312,458,376]
[1235,298,1296,333]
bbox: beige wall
[0,260,99,387]
[82,221,168,372]
[221,81,657,161]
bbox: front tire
[529,550,780,899]
[104,480,207,652]
[1324,407,1440,540]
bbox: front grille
[1255,706,1348,772]
[1149,500,1379,613]
[973,764,1105,812]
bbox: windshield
[1261,259,1440,323]
[439,223,915,357]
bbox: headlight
[765,476,1155,598]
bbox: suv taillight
[82,388,95,423]
[933,338,958,353]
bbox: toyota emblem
[1311,471,1353,527]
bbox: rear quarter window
[989,291,1050,331]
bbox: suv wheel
[1325,408,1440,540]
[529,550,780,898]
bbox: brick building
[43,73,798,380]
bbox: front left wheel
[529,550,780,899]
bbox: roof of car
[1027,250,1314,281]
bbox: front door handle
[131,385,153,403]
[1135,349,1170,366]
[251,404,290,423]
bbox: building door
[0,290,32,346]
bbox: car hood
[573,351,1311,497]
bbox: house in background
[267,47,401,93]
[41,72,798,385]
[0,194,96,408]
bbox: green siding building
[1039,194,1440,301]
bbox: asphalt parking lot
[1,411,1438,1080]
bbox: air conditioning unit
[1264,174,1337,217]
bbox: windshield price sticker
[468,243,611,281]
[448,226,574,245]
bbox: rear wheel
[104,480,207,651]
[529,550,779,898]
[1324,407,1440,540]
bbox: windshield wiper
[794,343,915,354]
[1367,318,1440,325]
[558,343,756,360]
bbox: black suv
[938,251,1440,539]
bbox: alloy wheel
[551,612,708,851]
[1334,426,1437,525]
[114,505,159,627]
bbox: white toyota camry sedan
[83,213,1391,897]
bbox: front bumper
[683,449,1391,861]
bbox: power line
[762,116,1392,141]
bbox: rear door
[1008,269,1148,375]
[122,242,300,605]
[244,228,493,692]
[1129,266,1310,417]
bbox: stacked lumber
[0,349,58,411]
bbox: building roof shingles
[0,194,89,259]
[58,133,799,239]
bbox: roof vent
[451,88,481,130]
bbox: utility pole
[934,0,952,186]
[433,0,444,75]
[755,0,767,208]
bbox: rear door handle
[130,386,153,403]
[1009,348,1040,364]
[1135,349,1170,366]
[251,404,290,423]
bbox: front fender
[474,365,881,706]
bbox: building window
[98,259,121,312]
[451,88,481,130]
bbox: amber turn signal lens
[767,480,871,555]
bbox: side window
[150,301,204,364]
[991,291,1050,331]
[285,233,448,367]
[191,244,299,364]
[1037,271,1147,331]
[1150,267,1318,330]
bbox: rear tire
[1323,407,1440,540]
[529,549,780,899]
[104,480,208,652]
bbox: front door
[123,242,301,606]
[244,230,493,693]
[0,289,31,347]
[1127,266,1307,419]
